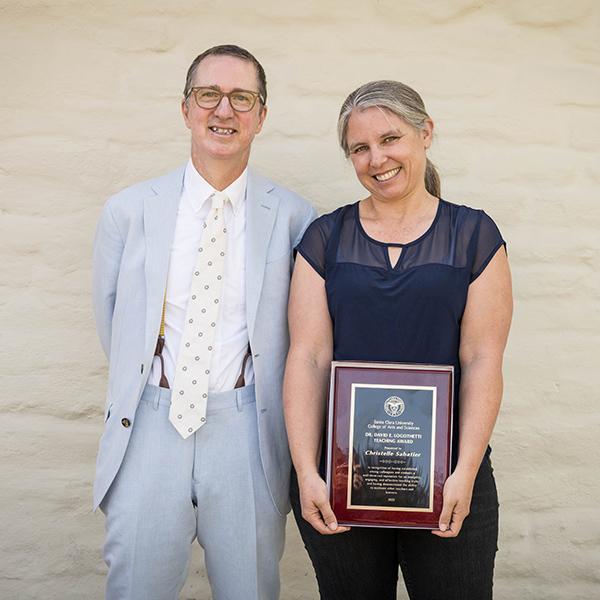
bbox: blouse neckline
[354,198,443,249]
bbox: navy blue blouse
[296,199,505,461]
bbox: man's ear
[256,104,268,134]
[181,98,191,130]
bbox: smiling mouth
[209,126,237,136]
[373,167,401,182]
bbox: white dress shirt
[149,160,253,391]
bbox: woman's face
[345,106,432,203]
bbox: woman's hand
[431,469,476,538]
[298,471,351,535]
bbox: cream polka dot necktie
[169,191,228,439]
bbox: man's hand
[298,471,351,535]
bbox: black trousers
[290,454,499,600]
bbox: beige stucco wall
[1,1,599,598]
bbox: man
[92,45,315,600]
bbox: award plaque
[326,361,454,529]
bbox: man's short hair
[183,44,267,105]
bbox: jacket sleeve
[92,199,124,359]
[293,203,318,248]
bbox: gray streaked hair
[338,80,440,197]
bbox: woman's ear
[423,118,434,149]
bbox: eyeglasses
[187,87,264,112]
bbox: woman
[283,80,512,600]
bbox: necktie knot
[211,191,228,211]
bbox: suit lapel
[245,169,278,340]
[143,165,185,354]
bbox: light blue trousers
[101,383,286,600]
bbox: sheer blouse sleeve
[294,214,334,279]
[470,211,506,282]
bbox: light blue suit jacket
[92,164,315,513]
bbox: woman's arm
[433,247,513,538]
[283,255,350,535]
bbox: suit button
[121,418,131,428]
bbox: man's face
[181,55,266,166]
